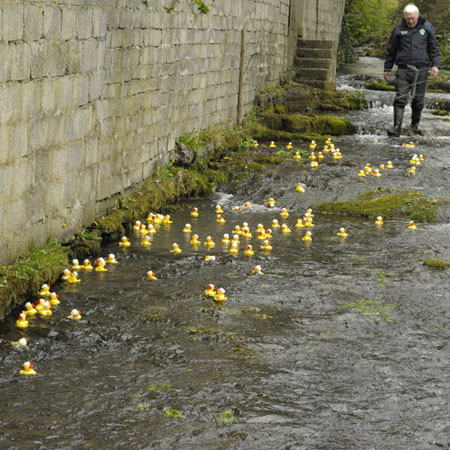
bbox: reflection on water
[1,60,450,449]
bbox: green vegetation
[423,259,450,269]
[214,410,237,424]
[367,79,395,91]
[340,298,394,321]
[163,408,185,419]
[432,109,449,116]
[317,188,448,222]
[143,0,213,14]
[148,383,173,392]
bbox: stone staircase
[294,39,335,90]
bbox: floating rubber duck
[302,231,312,242]
[293,152,302,160]
[215,205,224,213]
[204,284,215,297]
[374,216,384,226]
[408,221,417,230]
[408,166,416,175]
[357,170,366,177]
[147,224,156,234]
[253,140,259,148]
[81,259,93,271]
[67,309,82,320]
[38,301,52,317]
[119,236,131,247]
[49,292,60,306]
[216,215,226,223]
[251,265,264,275]
[309,152,317,161]
[153,214,164,224]
[281,223,292,234]
[35,299,45,313]
[419,154,424,161]
[310,140,317,151]
[255,223,265,233]
[244,245,254,257]
[325,137,333,146]
[333,150,343,160]
[204,236,216,248]
[364,163,372,174]
[310,161,319,168]
[190,208,199,217]
[242,202,251,208]
[261,240,272,251]
[141,235,152,247]
[266,197,276,208]
[403,141,415,148]
[232,206,242,212]
[11,337,28,348]
[231,234,240,244]
[322,145,330,153]
[272,219,281,229]
[163,215,172,224]
[214,288,228,302]
[182,223,192,233]
[233,225,242,235]
[269,141,276,148]
[133,220,142,231]
[95,257,108,272]
[266,228,273,238]
[409,155,420,165]
[20,361,37,376]
[190,234,201,245]
[16,313,29,329]
[38,284,51,298]
[170,243,182,254]
[221,233,230,245]
[205,255,217,262]
[145,213,153,224]
[373,169,382,178]
[147,271,157,280]
[295,218,304,228]
[106,253,118,264]
[71,259,81,270]
[305,208,314,217]
[257,230,267,240]
[379,164,385,170]
[386,161,394,169]
[24,302,37,316]
[286,142,293,149]
[68,271,81,284]
[280,208,289,219]
[61,269,72,281]
[229,242,239,255]
[241,227,252,238]
[296,184,305,193]
[337,227,348,238]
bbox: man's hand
[384,71,392,82]
[431,66,439,78]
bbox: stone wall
[0,0,298,265]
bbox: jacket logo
[401,31,408,35]
[420,29,426,35]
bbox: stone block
[78,8,93,40]
[8,123,28,159]
[0,163,14,200]
[92,9,107,38]
[88,72,103,102]
[66,41,82,74]
[0,84,23,123]
[47,113,65,147]
[70,142,83,173]
[30,41,67,79]
[43,7,61,40]
[62,9,78,40]
[50,146,71,181]
[2,4,24,42]
[41,79,57,113]
[77,74,89,106]
[81,39,98,72]
[12,157,34,199]
[29,118,48,151]
[9,42,31,81]
[58,77,75,110]
[24,5,43,41]
[84,138,98,168]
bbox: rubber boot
[410,108,423,136]
[387,106,404,137]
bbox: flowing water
[1,57,450,449]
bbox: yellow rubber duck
[304,219,314,227]
[62,269,72,281]
[302,231,312,242]
[24,302,37,316]
[257,230,267,240]
[106,253,118,264]
[81,259,93,271]
[357,170,366,177]
[205,255,217,262]
[261,240,272,251]
[11,337,28,348]
[163,215,172,224]
[147,271,158,280]
[281,224,291,234]
[408,221,417,230]
[49,292,60,306]
[232,225,242,236]
[190,234,201,245]
[309,152,316,160]
[147,224,156,234]
[229,242,239,255]
[408,166,416,175]
[139,224,150,235]
[374,216,384,226]
[71,259,81,271]
[251,265,264,275]
[286,142,293,149]
[280,208,289,219]
[272,219,281,229]
[221,234,230,245]
[309,140,317,151]
[305,208,314,217]
[16,313,29,329]
[215,205,224,213]
[386,161,394,169]
[379,164,385,170]
[38,284,51,298]
[204,284,215,297]
[182,223,192,233]
[403,141,415,148]
[293,152,302,160]
[266,197,276,208]
[419,154,424,161]
[20,361,37,376]
[141,236,152,247]
[35,299,45,313]
[133,220,142,231]
[269,141,276,148]
[325,137,333,146]
[364,164,372,174]
[244,245,254,257]
[253,140,259,148]
[296,184,305,193]
[310,161,319,168]
[337,227,348,238]
[322,145,329,153]
[154,214,164,224]
[119,236,131,247]
[242,227,252,238]
[231,234,240,244]
[95,257,108,272]
[38,301,52,317]
[373,169,382,178]
[67,309,82,320]
[216,215,226,224]
[295,218,304,228]
[214,288,228,302]
[170,243,182,254]
[204,236,216,248]
[317,152,324,160]
[190,207,199,217]
[242,202,251,208]
[68,271,81,284]
[145,213,153,224]
[333,151,342,160]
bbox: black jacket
[384,15,440,71]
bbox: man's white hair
[404,4,419,15]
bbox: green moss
[340,298,394,321]
[428,80,450,93]
[317,188,448,222]
[423,259,450,269]
[71,227,102,257]
[367,79,395,91]
[0,240,70,316]
[432,109,449,116]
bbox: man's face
[404,12,419,28]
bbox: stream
[1,57,450,449]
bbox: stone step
[294,57,331,69]
[294,79,335,90]
[295,68,330,81]
[297,39,334,50]
[296,47,333,59]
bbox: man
[384,3,440,137]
